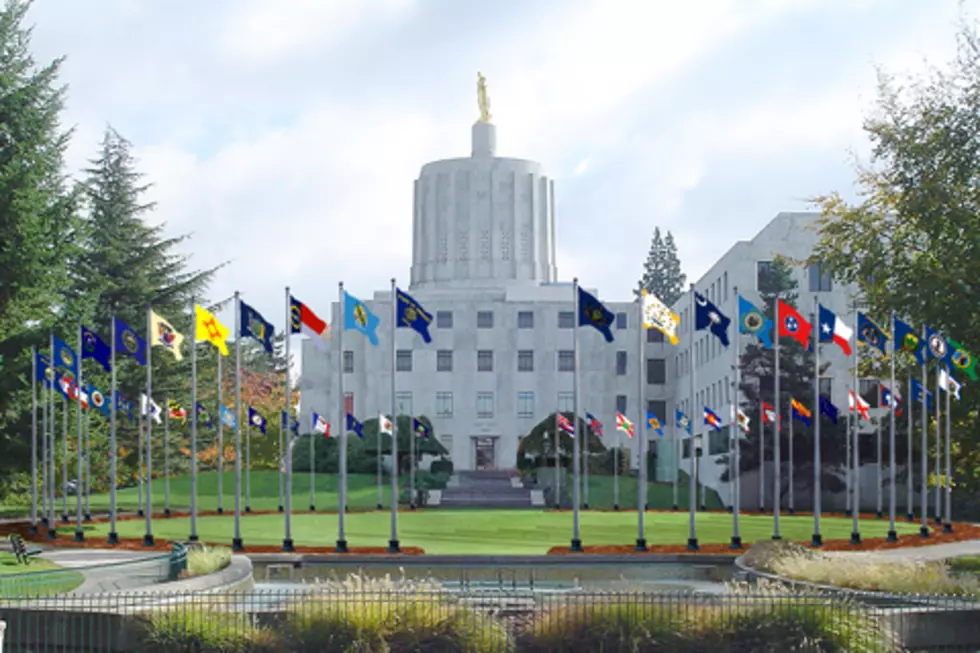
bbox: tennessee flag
[777,299,812,349]
[195,304,230,356]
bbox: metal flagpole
[688,283,698,551]
[84,403,91,522]
[876,410,883,519]
[758,395,764,513]
[337,281,348,553]
[40,346,48,528]
[772,298,781,540]
[812,300,822,547]
[389,278,400,552]
[233,291,244,550]
[278,409,284,513]
[943,366,952,533]
[919,325,929,538]
[190,297,199,542]
[851,300,861,544]
[887,311,898,541]
[74,318,85,541]
[48,332,56,539]
[282,287,294,551]
[845,409,852,516]
[164,394,171,515]
[376,407,383,510]
[636,290,647,551]
[31,347,39,535]
[137,394,143,519]
[217,354,223,514]
[144,304,154,546]
[309,407,316,512]
[554,412,560,509]
[245,416,251,512]
[787,404,794,515]
[730,285,742,549]
[570,277,582,553]
[108,318,119,544]
[934,366,941,524]
[614,424,620,510]
[62,392,68,523]
[583,415,589,510]
[907,374,914,522]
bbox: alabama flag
[818,304,853,355]
[289,295,330,351]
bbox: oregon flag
[195,304,230,356]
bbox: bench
[8,534,42,565]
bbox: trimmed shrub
[430,458,454,476]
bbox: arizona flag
[704,406,723,431]
[849,390,870,421]
[289,295,330,351]
[777,299,812,349]
[616,412,634,438]
[818,304,852,355]
[557,413,575,436]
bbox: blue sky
[27,0,969,328]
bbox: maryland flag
[195,303,230,356]
[168,399,188,424]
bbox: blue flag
[197,403,215,430]
[894,318,925,365]
[86,383,110,417]
[396,287,432,344]
[737,295,772,348]
[247,406,267,434]
[115,392,135,422]
[220,404,237,429]
[703,406,723,431]
[925,325,953,366]
[81,325,111,372]
[910,378,934,409]
[857,312,889,356]
[281,411,299,437]
[675,408,691,434]
[114,317,147,366]
[346,413,364,438]
[240,300,274,353]
[818,395,839,424]
[52,335,78,377]
[343,291,381,346]
[35,350,52,387]
[646,411,664,436]
[695,291,730,347]
[577,286,615,343]
[413,416,430,438]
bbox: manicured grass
[70,509,922,555]
[582,475,724,510]
[0,552,62,575]
[0,552,84,596]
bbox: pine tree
[0,0,78,491]
[635,227,686,305]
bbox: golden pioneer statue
[477,71,491,123]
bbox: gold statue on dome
[477,71,491,123]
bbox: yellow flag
[642,290,680,345]
[149,309,185,360]
[195,304,230,356]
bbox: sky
[26,0,972,330]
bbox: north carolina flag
[289,295,329,351]
[818,304,852,355]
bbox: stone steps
[440,470,532,508]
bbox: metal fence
[0,586,977,652]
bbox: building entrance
[473,437,496,470]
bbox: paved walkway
[839,538,980,561]
[38,549,172,595]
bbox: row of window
[342,348,667,382]
[432,310,671,335]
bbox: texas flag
[777,299,812,349]
[704,406,723,431]
[849,390,870,421]
[818,304,853,355]
[289,295,330,351]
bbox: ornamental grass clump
[140,607,275,653]
[184,544,233,578]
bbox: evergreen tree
[635,227,686,305]
[0,0,78,491]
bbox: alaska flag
[81,325,112,372]
[114,317,147,366]
[52,335,78,377]
[910,377,934,409]
[819,395,839,424]
[343,291,381,346]
[857,312,889,356]
[396,288,433,344]
[894,318,926,365]
[694,291,730,346]
[676,408,692,434]
[346,413,364,438]
[577,286,615,343]
[240,301,274,353]
[737,295,772,348]
[247,406,267,434]
[413,417,430,438]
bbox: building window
[647,328,664,343]
[477,350,494,372]
[435,391,453,417]
[557,391,574,413]
[709,431,728,455]
[436,310,453,329]
[557,350,575,372]
[616,312,628,329]
[477,311,494,328]
[396,349,413,372]
[517,350,534,372]
[437,349,453,372]
[647,358,666,385]
[396,391,413,417]
[819,377,832,398]
[517,391,534,418]
[344,392,354,416]
[808,262,833,292]
[517,311,534,328]
[343,350,354,373]
[615,351,628,375]
[757,260,773,289]
[647,400,667,421]
[558,311,574,328]
[723,271,728,302]
[440,434,453,457]
[476,392,494,418]
[615,394,627,415]
[859,378,879,407]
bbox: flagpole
[730,285,742,550]
[40,347,47,529]
[943,366,952,533]
[811,301,822,547]
[758,395,764,513]
[245,416,251,512]
[84,395,91,522]
[337,281,349,553]
[233,291,244,550]
[554,412,560,509]
[850,300,861,545]
[919,325,929,538]
[48,332,56,539]
[282,287,295,551]
[934,365,941,525]
[189,297,199,542]
[772,297,781,540]
[570,277,582,553]
[636,289,647,551]
[687,283,698,551]
[143,304,154,546]
[107,318,119,544]
[614,423,620,510]
[278,407,284,513]
[876,409,883,519]
[217,352,224,515]
[389,278,400,552]
[62,392,68,523]
[30,347,39,535]
[376,406,383,510]
[74,318,85,542]
[164,394,171,516]
[907,374,914,522]
[887,311,898,541]
[787,402,794,516]
[137,393,144,519]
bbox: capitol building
[300,80,863,508]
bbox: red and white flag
[848,390,870,421]
[557,413,575,436]
[615,412,634,438]
[761,401,777,424]
[289,296,330,351]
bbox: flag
[197,403,214,430]
[396,288,433,344]
[777,299,812,349]
[379,413,394,435]
[167,399,188,423]
[791,398,811,427]
[239,301,274,353]
[910,378,934,409]
[87,383,109,417]
[35,351,52,387]
[219,404,237,429]
[675,408,691,434]
[81,325,112,372]
[642,290,680,344]
[818,304,853,355]
[346,413,364,438]
[939,368,962,401]
[577,286,615,343]
[737,295,772,348]
[343,291,381,346]
[413,417,430,438]
[948,339,977,382]
[646,412,664,436]
[704,406,722,431]
[149,310,185,360]
[52,335,78,377]
[115,392,135,421]
[762,402,777,424]
[57,375,83,404]
[247,406,267,433]
[114,317,147,366]
[281,411,299,437]
[925,325,951,364]
[312,412,330,436]
[894,318,926,365]
[848,390,870,421]
[694,291,730,346]
[857,313,890,356]
[881,385,903,415]
[141,393,162,425]
[736,408,750,433]
[289,296,329,351]
[819,395,839,424]
[557,413,575,436]
[195,304,230,356]
[585,412,603,437]
[616,412,634,438]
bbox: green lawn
[0,552,84,596]
[66,509,923,555]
